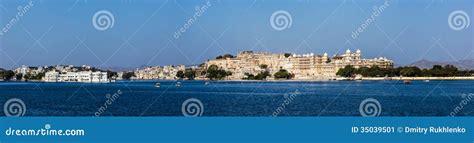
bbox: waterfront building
[206,50,393,80]
[135,65,186,80]
[43,71,109,83]
[15,65,44,76]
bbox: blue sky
[0,0,473,69]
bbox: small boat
[205,82,210,85]
[423,80,430,83]
[175,82,181,87]
[403,80,412,84]
[155,83,160,88]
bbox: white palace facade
[43,71,109,83]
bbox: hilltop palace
[206,49,393,80]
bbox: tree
[274,69,293,79]
[176,71,185,79]
[444,65,458,76]
[184,69,196,80]
[206,65,231,80]
[430,65,447,77]
[284,53,291,58]
[122,72,135,80]
[356,67,371,77]
[107,71,118,79]
[243,73,255,80]
[336,65,356,77]
[15,73,23,81]
[215,54,235,59]
[400,68,415,77]
[259,64,268,69]
[255,71,271,80]
[2,71,15,81]
[368,66,384,77]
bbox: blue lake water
[0,80,473,116]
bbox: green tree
[206,65,231,80]
[356,67,371,77]
[243,73,255,80]
[274,69,293,79]
[368,66,384,77]
[430,65,447,77]
[400,67,415,77]
[336,65,356,77]
[444,65,458,76]
[107,71,118,79]
[176,71,185,79]
[122,72,135,80]
[15,73,23,81]
[2,71,15,80]
[255,71,271,80]
[215,54,235,59]
[184,69,196,80]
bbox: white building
[43,71,109,83]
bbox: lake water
[0,80,473,116]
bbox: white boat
[423,80,430,82]
[175,82,181,87]
[205,82,210,85]
[155,83,160,88]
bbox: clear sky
[0,0,473,69]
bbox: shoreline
[1,76,474,83]
[360,77,474,80]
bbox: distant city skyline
[0,0,473,69]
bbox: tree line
[175,64,295,80]
[336,65,474,78]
